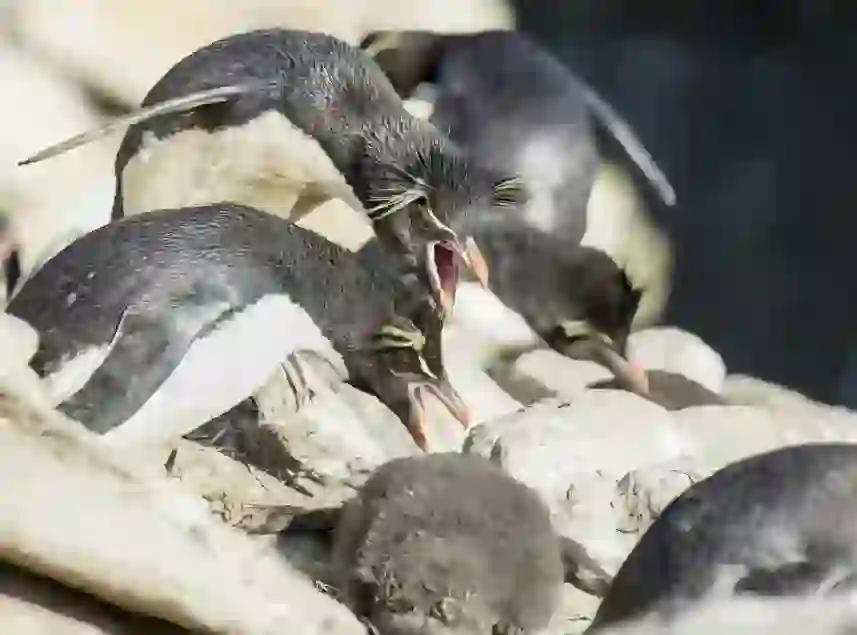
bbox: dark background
[510,1,857,406]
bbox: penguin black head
[456,214,649,395]
[542,249,649,395]
[359,129,524,314]
[346,315,469,451]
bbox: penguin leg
[559,536,613,597]
[58,301,235,435]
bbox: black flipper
[734,561,831,596]
[59,300,235,434]
[581,81,676,208]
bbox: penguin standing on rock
[357,30,675,387]
[589,443,857,631]
[446,213,651,394]
[18,29,530,316]
[280,452,612,635]
[5,203,469,451]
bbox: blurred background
[2,0,857,407]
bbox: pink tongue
[434,245,458,304]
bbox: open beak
[400,372,471,451]
[425,237,489,315]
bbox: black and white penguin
[361,28,674,334]
[18,29,530,315]
[412,212,651,394]
[588,369,725,410]
[588,442,857,631]
[281,452,612,635]
[5,203,469,451]
[360,28,675,229]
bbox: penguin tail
[580,81,677,207]
[17,83,263,166]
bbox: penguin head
[541,248,650,395]
[347,314,470,451]
[362,133,526,315]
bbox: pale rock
[511,349,614,402]
[544,583,604,635]
[0,391,365,635]
[627,326,726,393]
[467,393,686,491]
[249,354,468,488]
[617,454,708,535]
[0,43,114,278]
[464,393,688,573]
[12,0,514,107]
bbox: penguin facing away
[5,203,469,451]
[589,443,857,632]
[360,28,675,238]
[280,452,612,635]
[18,29,530,316]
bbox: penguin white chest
[45,294,341,450]
[120,110,363,219]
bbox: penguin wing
[580,81,677,207]
[58,298,237,437]
[17,84,266,166]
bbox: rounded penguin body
[590,443,857,631]
[6,203,468,450]
[363,29,675,239]
[331,452,565,635]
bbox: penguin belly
[41,293,339,450]
[120,110,365,224]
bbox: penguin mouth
[427,242,459,314]
[404,375,471,451]
[426,238,489,314]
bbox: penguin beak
[589,344,650,396]
[402,372,471,451]
[551,320,650,396]
[426,238,488,314]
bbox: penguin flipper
[59,300,235,437]
[17,84,265,166]
[559,536,614,597]
[580,82,676,207]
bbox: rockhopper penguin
[18,29,530,317]
[589,443,857,631]
[447,212,651,395]
[280,452,613,635]
[5,203,469,451]
[358,30,676,388]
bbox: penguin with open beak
[17,29,524,317]
[358,29,675,392]
[5,203,469,451]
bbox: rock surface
[5,5,857,633]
